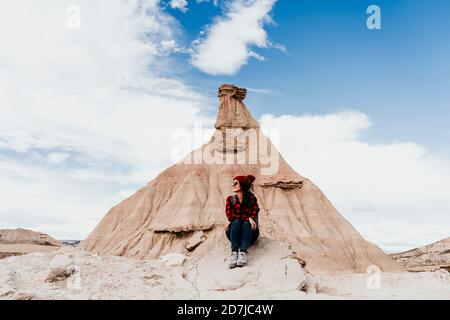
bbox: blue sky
[0,0,449,252]
[169,0,450,155]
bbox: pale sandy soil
[0,244,59,254]
[0,237,449,300]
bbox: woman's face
[232,180,241,193]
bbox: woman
[225,175,260,268]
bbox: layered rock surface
[391,237,450,272]
[0,229,60,259]
[83,84,403,274]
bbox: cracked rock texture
[0,237,310,300]
[1,237,449,300]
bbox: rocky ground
[1,236,449,300]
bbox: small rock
[303,274,319,294]
[66,265,83,292]
[67,265,81,275]
[186,231,206,252]
[45,254,74,283]
[13,292,37,300]
[0,284,15,297]
[160,253,186,267]
[435,269,450,283]
[212,268,259,291]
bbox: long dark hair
[240,175,256,208]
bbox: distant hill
[0,228,60,259]
[391,237,450,272]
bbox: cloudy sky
[1,0,449,252]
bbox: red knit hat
[233,175,256,190]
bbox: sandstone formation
[83,84,404,274]
[391,237,450,272]
[0,228,60,246]
[0,228,60,259]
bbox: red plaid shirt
[225,193,260,222]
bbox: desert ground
[1,236,449,300]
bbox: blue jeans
[225,220,259,253]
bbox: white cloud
[246,87,279,95]
[197,0,220,5]
[260,111,450,252]
[170,0,189,12]
[160,39,179,53]
[270,42,287,53]
[0,0,214,239]
[1,1,447,255]
[47,153,71,165]
[356,222,450,253]
[191,0,277,75]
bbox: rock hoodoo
[83,84,403,274]
[214,84,259,130]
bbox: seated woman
[225,175,260,268]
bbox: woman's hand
[249,218,257,230]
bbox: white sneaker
[237,252,247,267]
[229,251,238,268]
